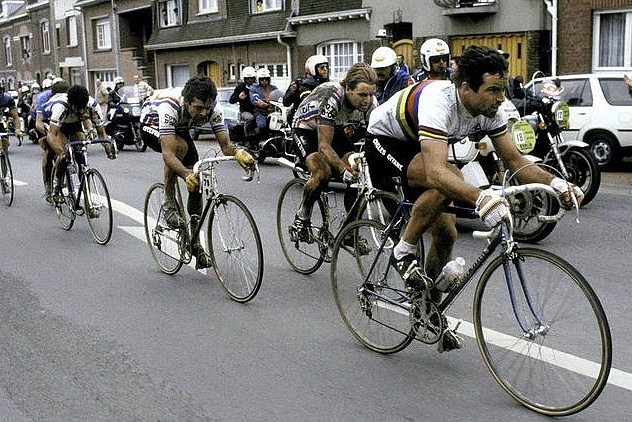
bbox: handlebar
[193,154,258,182]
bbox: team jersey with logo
[367,79,507,145]
[47,93,105,127]
[292,82,376,130]
[140,94,227,137]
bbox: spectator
[370,46,409,104]
[94,78,109,118]
[132,74,154,102]
[396,54,410,75]
[409,38,451,84]
[249,67,279,138]
[256,0,264,13]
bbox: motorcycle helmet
[370,47,397,69]
[256,68,271,79]
[242,66,256,80]
[420,38,450,72]
[42,78,53,89]
[20,85,30,93]
[31,82,40,92]
[114,76,125,85]
[305,54,329,76]
[52,77,64,85]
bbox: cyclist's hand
[342,167,358,184]
[476,188,511,229]
[550,177,583,209]
[14,129,23,140]
[104,143,117,160]
[235,148,255,170]
[185,172,199,192]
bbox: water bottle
[434,257,466,292]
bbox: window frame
[317,41,364,82]
[95,18,111,50]
[40,20,51,54]
[4,37,12,67]
[20,36,31,61]
[67,15,78,47]
[158,0,182,28]
[251,0,283,14]
[592,9,632,71]
[199,0,218,14]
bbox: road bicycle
[330,183,611,416]
[51,138,115,245]
[0,133,14,206]
[276,152,401,275]
[143,153,263,303]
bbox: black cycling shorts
[140,125,199,167]
[292,127,355,164]
[365,135,422,200]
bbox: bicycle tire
[331,219,415,354]
[0,152,14,206]
[276,178,326,275]
[143,183,185,275]
[84,169,113,245]
[51,164,76,230]
[473,247,611,416]
[208,194,263,303]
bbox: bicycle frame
[62,139,110,209]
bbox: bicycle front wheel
[473,247,611,416]
[51,164,75,230]
[84,169,113,245]
[208,195,263,303]
[0,152,14,206]
[331,219,415,354]
[143,183,184,275]
[276,178,326,275]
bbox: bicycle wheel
[473,247,611,416]
[0,152,13,206]
[84,169,113,245]
[207,195,263,303]
[143,183,184,275]
[51,164,76,230]
[356,189,401,226]
[331,219,415,354]
[276,178,326,275]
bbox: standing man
[139,76,255,269]
[94,78,109,118]
[396,54,410,75]
[290,62,377,240]
[370,46,409,104]
[132,74,154,103]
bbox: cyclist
[0,81,24,151]
[291,62,377,241]
[283,55,330,121]
[370,46,409,104]
[365,46,583,352]
[48,85,116,202]
[139,76,255,269]
[409,38,451,85]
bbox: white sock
[393,240,418,260]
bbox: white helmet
[370,47,397,68]
[242,66,256,79]
[20,85,30,93]
[114,76,124,85]
[256,68,271,79]
[52,77,64,85]
[31,82,40,91]
[305,54,329,76]
[420,38,450,72]
[42,78,53,89]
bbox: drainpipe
[277,34,292,84]
[543,0,557,76]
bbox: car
[523,73,632,169]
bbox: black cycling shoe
[437,329,464,353]
[389,252,431,291]
[290,215,314,243]
[342,233,371,256]
[192,243,213,269]
[164,205,184,229]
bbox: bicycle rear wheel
[143,183,184,275]
[51,164,76,230]
[276,178,326,275]
[473,247,611,416]
[0,152,13,206]
[331,219,415,354]
[207,195,263,303]
[84,169,113,245]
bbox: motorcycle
[105,86,146,152]
[512,73,601,206]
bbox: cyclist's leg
[39,135,55,203]
[161,133,189,229]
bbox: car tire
[587,132,619,170]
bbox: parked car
[523,73,632,169]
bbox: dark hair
[67,85,89,108]
[52,80,70,95]
[453,46,508,92]
[182,76,217,104]
[341,62,377,91]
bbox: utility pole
[111,0,121,76]
[543,0,558,76]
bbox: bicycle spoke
[84,169,113,245]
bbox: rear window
[531,78,593,107]
[599,78,632,106]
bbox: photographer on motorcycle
[249,68,278,139]
[107,76,125,119]
[229,66,257,140]
[283,55,330,122]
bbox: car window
[599,78,632,106]
[559,79,592,107]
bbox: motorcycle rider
[365,46,584,352]
[229,66,257,141]
[27,81,41,141]
[0,81,24,150]
[139,76,255,269]
[409,38,451,84]
[370,46,409,104]
[249,68,279,139]
[283,54,330,121]
[108,76,125,119]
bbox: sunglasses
[317,64,329,70]
[259,77,270,81]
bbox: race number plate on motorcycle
[511,120,537,154]
[551,101,570,129]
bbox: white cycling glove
[476,189,511,229]
[549,177,584,209]
[342,167,358,183]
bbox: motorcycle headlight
[132,106,141,117]
[122,107,130,114]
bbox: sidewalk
[602,172,632,187]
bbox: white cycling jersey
[48,93,105,127]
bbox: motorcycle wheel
[546,148,601,206]
[511,183,559,244]
[135,138,146,152]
